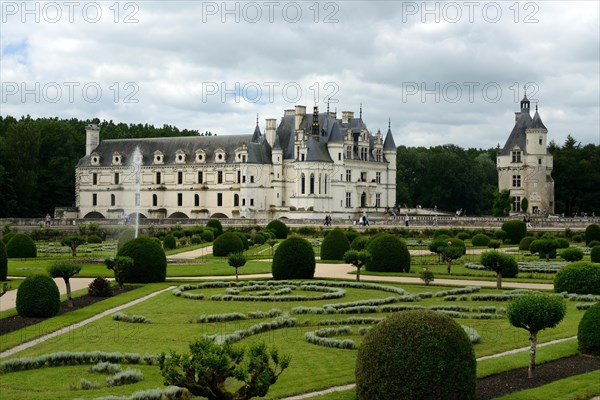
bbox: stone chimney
[85,124,100,156]
[266,118,277,146]
[294,105,306,131]
[342,111,354,124]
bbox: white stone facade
[76,105,397,220]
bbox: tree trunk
[235,268,239,280]
[65,279,73,307]
[496,271,502,290]
[71,246,77,257]
[528,331,537,378]
[447,260,451,274]
[356,266,361,282]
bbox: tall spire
[520,85,531,113]
[326,98,330,114]
[388,118,391,131]
[256,113,259,125]
[311,104,320,137]
[359,103,363,120]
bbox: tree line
[0,116,597,217]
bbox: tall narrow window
[194,194,200,207]
[376,172,381,183]
[114,173,119,185]
[198,171,203,184]
[152,194,158,206]
[92,193,97,206]
[324,175,328,195]
[346,146,352,159]
[345,192,351,208]
[177,193,183,206]
[345,169,351,182]
[234,194,239,207]
[512,175,521,187]
[218,171,223,184]
[375,193,381,207]
[512,196,521,212]
[237,171,241,183]
[511,151,522,163]
[92,173,97,185]
[110,194,115,206]
[310,173,315,194]
[156,172,161,184]
[301,173,306,194]
[135,193,140,206]
[217,193,223,206]
[178,171,183,184]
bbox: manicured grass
[166,260,272,277]
[163,242,210,256]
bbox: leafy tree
[228,253,247,280]
[47,262,82,307]
[492,189,512,217]
[480,251,518,289]
[60,236,87,257]
[441,241,465,274]
[521,197,529,213]
[104,256,133,289]
[507,294,566,378]
[343,249,371,282]
[530,238,559,262]
[420,268,434,285]
[158,338,290,400]
[428,237,449,264]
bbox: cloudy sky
[1,1,599,148]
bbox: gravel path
[168,245,213,259]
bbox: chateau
[75,105,397,220]
[497,93,554,214]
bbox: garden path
[0,277,95,312]
[167,245,213,259]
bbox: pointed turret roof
[531,105,547,130]
[383,119,396,149]
[251,123,261,143]
[272,134,282,150]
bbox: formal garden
[0,220,599,400]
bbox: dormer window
[175,149,186,164]
[214,149,226,163]
[153,151,164,164]
[91,152,100,166]
[112,152,122,165]
[195,149,206,163]
[235,146,248,163]
[511,150,522,163]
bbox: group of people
[357,214,370,226]
[323,215,332,226]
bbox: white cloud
[1,0,598,148]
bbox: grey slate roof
[305,136,334,162]
[500,111,532,155]
[531,110,547,130]
[383,128,397,149]
[77,135,252,167]
[247,139,272,164]
[251,124,262,143]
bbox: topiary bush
[272,237,315,280]
[366,234,410,273]
[501,220,527,244]
[350,236,369,251]
[266,220,288,239]
[585,224,600,246]
[519,236,535,251]
[433,229,453,239]
[0,240,7,281]
[494,230,507,241]
[560,248,584,262]
[16,274,60,317]
[572,234,584,243]
[86,234,103,244]
[212,232,245,257]
[591,246,600,263]
[356,310,476,400]
[234,232,249,250]
[589,240,600,248]
[201,229,214,243]
[162,234,177,250]
[253,233,266,245]
[206,219,223,237]
[554,262,600,295]
[2,232,16,245]
[117,228,135,250]
[5,233,36,258]
[320,229,350,261]
[488,240,501,249]
[578,302,600,356]
[457,232,470,241]
[117,237,167,283]
[556,238,570,249]
[345,230,360,244]
[471,233,490,247]
[88,277,113,297]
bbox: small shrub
[420,268,434,285]
[117,237,167,283]
[163,235,177,250]
[488,240,501,249]
[591,246,600,263]
[272,237,315,280]
[366,234,410,273]
[350,236,369,251]
[320,229,350,261]
[0,240,7,281]
[356,310,476,400]
[86,234,103,244]
[457,232,470,241]
[345,230,360,243]
[234,232,250,250]
[16,274,60,317]
[206,219,223,237]
[213,232,245,257]
[253,233,266,245]
[471,234,490,247]
[556,238,570,249]
[572,234,584,243]
[201,229,214,243]
[79,378,99,390]
[589,240,600,248]
[266,220,288,239]
[172,230,185,239]
[560,248,584,262]
[190,234,202,244]
[433,229,453,239]
[554,262,600,294]
[494,230,507,241]
[89,361,122,374]
[6,233,36,258]
[106,368,144,386]
[501,220,527,244]
[578,302,600,356]
[88,277,113,297]
[519,236,535,251]
[585,224,600,245]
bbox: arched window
[110,194,115,206]
[152,194,158,207]
[234,194,239,207]
[324,175,328,195]
[301,173,306,194]
[310,173,315,194]
[194,194,200,207]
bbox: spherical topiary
[234,232,249,250]
[488,240,501,249]
[556,238,570,249]
[201,229,214,243]
[86,234,103,244]
[117,228,135,250]
[494,230,507,241]
[578,302,600,356]
[5,233,36,258]
[2,232,16,245]
[572,234,584,243]
[471,233,490,247]
[554,262,600,294]
[433,229,453,239]
[591,246,600,263]
[16,274,60,317]
[320,229,350,261]
[345,230,360,244]
[457,232,470,241]
[272,237,315,280]
[519,236,535,251]
[585,224,600,246]
[117,237,167,283]
[253,233,266,245]
[172,230,185,239]
[560,248,584,262]
[356,310,476,400]
[0,240,7,281]
[266,220,288,239]
[163,234,177,250]
[206,219,223,237]
[350,236,369,251]
[366,234,410,273]
[501,220,527,244]
[212,232,245,257]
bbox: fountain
[131,146,143,238]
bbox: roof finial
[523,85,527,96]
[388,118,391,130]
[359,103,363,120]
[535,102,538,111]
[256,113,259,125]
[326,98,330,114]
